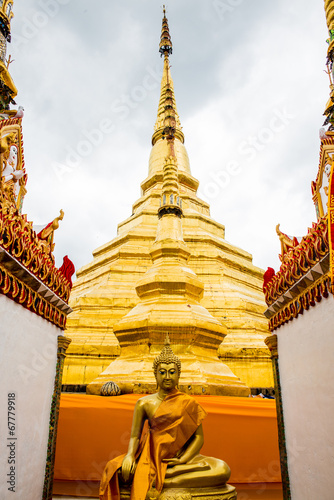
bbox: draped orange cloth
[99,390,207,500]
[54,394,281,485]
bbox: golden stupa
[63,10,272,394]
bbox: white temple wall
[0,294,60,500]
[277,295,334,500]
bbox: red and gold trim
[328,157,334,293]
[0,262,67,328]
[263,217,328,306]
[268,275,330,332]
[0,203,71,302]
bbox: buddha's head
[153,335,181,391]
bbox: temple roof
[262,1,334,333]
[263,217,329,331]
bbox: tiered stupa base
[86,344,250,396]
[120,484,237,500]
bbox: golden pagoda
[63,9,272,393]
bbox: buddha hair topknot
[153,334,181,377]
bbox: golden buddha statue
[99,337,237,500]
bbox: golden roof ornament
[276,223,300,260]
[37,209,65,254]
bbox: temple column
[265,334,291,500]
[43,336,71,500]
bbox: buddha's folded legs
[165,461,210,478]
[163,455,231,488]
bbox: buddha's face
[156,362,179,391]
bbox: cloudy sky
[8,0,329,277]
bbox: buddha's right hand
[121,454,136,483]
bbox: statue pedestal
[120,484,237,500]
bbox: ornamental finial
[159,6,172,57]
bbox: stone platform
[120,484,237,500]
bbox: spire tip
[159,6,172,57]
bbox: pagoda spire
[159,5,173,56]
[152,8,184,147]
[155,7,183,221]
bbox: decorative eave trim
[0,206,71,302]
[264,217,328,305]
[265,253,329,319]
[0,246,72,313]
[266,273,330,332]
[0,247,72,329]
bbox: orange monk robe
[99,390,207,500]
